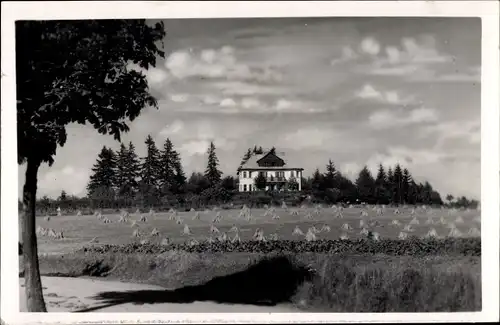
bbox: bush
[79,238,481,256]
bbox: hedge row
[79,238,480,256]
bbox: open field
[30,205,481,255]
[21,205,481,311]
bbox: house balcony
[266,177,287,183]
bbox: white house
[237,151,304,192]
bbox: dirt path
[19,276,298,312]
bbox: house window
[249,171,252,178]
[277,171,284,178]
[243,171,247,178]
[244,184,247,192]
[290,171,294,177]
[249,184,252,191]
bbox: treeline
[83,135,231,209]
[303,161,443,206]
[30,136,479,212]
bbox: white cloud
[420,119,480,148]
[159,120,185,137]
[127,63,169,87]
[220,98,237,107]
[407,108,438,123]
[360,37,381,56]
[356,84,416,105]
[179,140,209,156]
[275,99,292,111]
[401,37,452,64]
[369,64,422,76]
[180,95,323,115]
[164,46,282,82]
[369,108,438,129]
[364,36,454,78]
[385,46,401,64]
[179,137,237,157]
[170,94,189,103]
[146,67,169,85]
[241,97,261,109]
[213,81,289,96]
[200,49,217,64]
[356,84,381,99]
[409,67,481,83]
[330,46,359,66]
[279,128,335,150]
[201,95,220,105]
[341,162,363,180]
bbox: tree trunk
[21,157,47,312]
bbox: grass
[21,251,481,312]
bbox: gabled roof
[256,151,285,166]
[238,151,304,171]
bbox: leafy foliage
[16,20,165,165]
[287,176,299,191]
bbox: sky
[18,17,481,200]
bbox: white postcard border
[2,1,499,324]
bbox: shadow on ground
[76,256,315,312]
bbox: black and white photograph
[1,1,499,323]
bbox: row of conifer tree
[76,135,479,208]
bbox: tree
[336,172,357,203]
[355,166,376,204]
[386,167,395,205]
[87,146,118,198]
[186,172,210,194]
[205,141,223,187]
[407,180,419,205]
[374,164,389,204]
[402,168,413,204]
[16,20,165,311]
[239,148,253,169]
[254,172,267,191]
[158,138,176,194]
[253,145,264,155]
[220,176,237,192]
[58,190,68,202]
[115,141,141,204]
[115,143,128,195]
[393,164,404,204]
[445,194,455,205]
[141,135,162,190]
[269,146,277,155]
[311,168,324,194]
[323,159,337,189]
[124,141,141,195]
[287,176,299,191]
[172,150,187,194]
